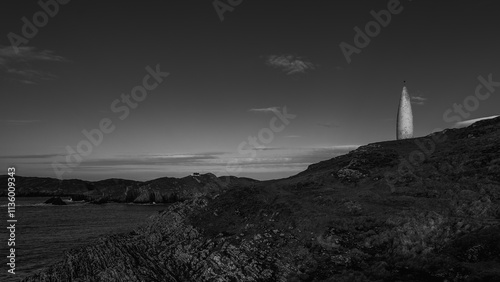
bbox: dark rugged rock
[68,194,88,201]
[44,197,67,205]
[22,117,500,281]
[90,197,109,205]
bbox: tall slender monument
[396,82,413,139]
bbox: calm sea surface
[0,197,169,281]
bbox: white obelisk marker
[397,83,413,139]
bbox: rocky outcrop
[44,197,67,205]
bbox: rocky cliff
[24,117,500,281]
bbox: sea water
[0,197,169,281]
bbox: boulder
[44,197,67,205]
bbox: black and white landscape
[1,1,500,281]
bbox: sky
[1,0,499,181]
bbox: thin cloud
[12,153,229,169]
[316,122,340,128]
[411,96,427,105]
[251,146,287,151]
[410,91,428,106]
[75,153,223,167]
[2,119,41,124]
[0,46,67,63]
[249,107,280,114]
[265,54,316,75]
[1,153,62,159]
[454,115,499,128]
[79,147,361,170]
[17,79,38,85]
[224,145,360,168]
[0,45,68,84]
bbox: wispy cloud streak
[248,107,280,114]
[265,54,316,75]
[454,115,499,128]
[2,119,41,124]
[0,45,68,84]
